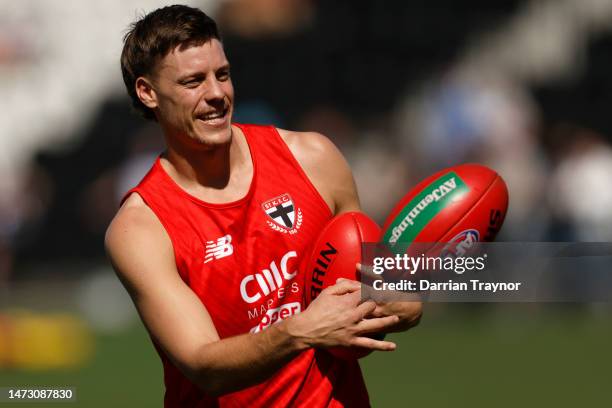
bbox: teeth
[200,109,225,120]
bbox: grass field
[1,306,611,407]
[362,306,612,407]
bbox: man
[106,5,421,407]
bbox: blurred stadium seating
[1,1,612,406]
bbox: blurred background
[1,0,612,406]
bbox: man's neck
[160,125,253,200]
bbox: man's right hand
[284,278,398,351]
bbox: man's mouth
[196,107,229,125]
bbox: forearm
[187,317,308,396]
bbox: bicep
[105,205,219,376]
[284,130,361,215]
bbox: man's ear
[135,77,158,109]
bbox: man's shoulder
[108,193,154,234]
[105,192,170,264]
[273,128,358,214]
[275,128,339,162]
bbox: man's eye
[180,77,203,88]
[217,71,230,81]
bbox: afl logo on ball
[262,193,303,234]
[441,229,480,258]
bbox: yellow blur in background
[0,311,93,370]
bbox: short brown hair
[121,5,220,120]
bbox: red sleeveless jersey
[125,124,370,407]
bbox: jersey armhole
[269,126,334,217]
[122,190,190,285]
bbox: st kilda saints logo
[261,193,302,234]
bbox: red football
[302,211,382,359]
[303,212,381,304]
[381,163,508,255]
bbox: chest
[173,184,331,337]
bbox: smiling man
[106,5,421,407]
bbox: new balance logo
[204,234,233,263]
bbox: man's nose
[205,78,225,101]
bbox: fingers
[354,315,399,335]
[356,262,375,275]
[369,304,387,318]
[324,278,360,295]
[350,335,396,351]
[356,263,382,291]
[355,299,377,317]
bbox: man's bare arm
[280,129,423,331]
[106,193,398,396]
[279,129,360,215]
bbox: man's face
[146,39,234,147]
